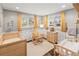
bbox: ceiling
[0,3,74,16]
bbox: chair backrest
[32,31,40,39]
[0,35,3,44]
[0,35,2,39]
[54,44,78,56]
[47,32,58,44]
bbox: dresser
[0,37,27,56]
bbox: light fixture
[61,5,66,8]
[40,24,43,28]
[16,7,20,10]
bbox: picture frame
[29,17,34,26]
[54,16,60,26]
[22,17,27,26]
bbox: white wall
[3,10,18,32]
[22,14,34,29]
[3,10,45,41]
[2,9,76,42]
[21,14,46,41]
[48,9,76,42]
[65,9,76,31]
[0,6,3,34]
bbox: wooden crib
[54,44,79,56]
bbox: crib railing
[54,44,79,56]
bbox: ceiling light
[61,5,66,8]
[16,7,20,10]
[40,24,43,28]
